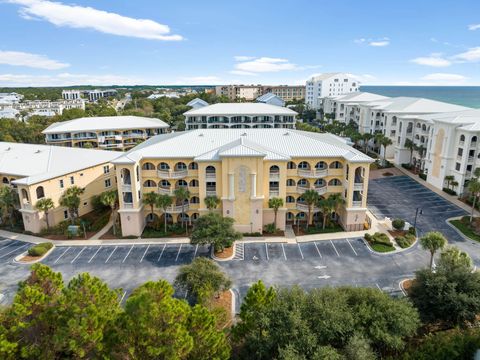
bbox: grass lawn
[370,243,396,253]
[449,219,480,242]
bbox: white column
[250,173,257,198]
[229,173,235,199]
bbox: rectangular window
[456,163,461,171]
[70,176,74,185]
[59,179,64,188]
[103,165,110,174]
[64,210,68,219]
[105,179,111,188]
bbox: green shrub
[27,242,53,257]
[401,163,412,170]
[392,218,405,230]
[263,223,277,234]
[243,232,262,237]
[419,172,427,181]
[395,233,416,249]
[371,232,391,246]
[408,226,416,235]
[364,233,372,242]
[442,187,457,196]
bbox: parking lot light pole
[413,207,422,231]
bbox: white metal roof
[412,109,480,131]
[113,129,373,164]
[327,92,390,103]
[183,103,297,116]
[0,142,120,185]
[42,116,169,134]
[186,98,209,107]
[365,97,470,113]
[308,73,343,82]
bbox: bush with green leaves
[365,232,391,246]
[395,233,416,249]
[27,242,53,257]
[263,223,277,234]
[392,218,405,230]
[190,213,242,252]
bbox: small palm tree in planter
[420,231,447,270]
[268,197,284,231]
[204,195,220,212]
[100,190,118,236]
[404,138,416,166]
[468,178,480,223]
[35,198,54,230]
[142,192,158,220]
[303,189,319,230]
[444,175,454,190]
[156,194,173,233]
[174,187,190,234]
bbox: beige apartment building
[215,85,305,101]
[0,142,119,233]
[112,129,373,236]
[43,115,169,151]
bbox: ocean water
[360,86,480,109]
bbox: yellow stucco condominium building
[42,115,169,151]
[112,129,373,236]
[0,142,119,233]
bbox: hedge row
[28,242,53,257]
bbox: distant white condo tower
[305,73,360,109]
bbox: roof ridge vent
[35,150,41,153]
[198,133,204,137]
[283,132,290,136]
[5,147,11,151]
[241,132,247,136]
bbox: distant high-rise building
[305,73,359,109]
[215,85,305,102]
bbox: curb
[445,217,480,246]
[361,236,417,255]
[229,289,236,322]
[398,278,412,297]
[211,244,236,261]
[13,245,56,265]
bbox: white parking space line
[314,242,322,258]
[88,246,102,263]
[376,283,381,291]
[297,243,304,259]
[346,239,358,256]
[105,246,117,263]
[122,245,134,263]
[330,240,340,257]
[265,243,269,261]
[54,247,71,264]
[281,243,287,260]
[120,291,127,304]
[193,244,199,258]
[71,247,86,263]
[158,244,166,262]
[140,244,150,263]
[0,244,27,259]
[175,244,182,262]
[0,242,15,253]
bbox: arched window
[188,162,198,170]
[415,135,419,140]
[143,180,157,187]
[158,162,170,170]
[328,178,342,186]
[159,180,171,188]
[286,179,296,186]
[297,196,305,203]
[189,179,199,187]
[287,161,296,169]
[176,179,188,188]
[2,177,8,184]
[314,179,326,188]
[329,161,343,169]
[206,165,216,174]
[298,179,309,187]
[315,161,327,170]
[270,165,280,173]
[472,136,478,143]
[460,135,465,142]
[286,196,295,203]
[422,124,427,131]
[121,168,131,185]
[416,123,421,128]
[174,162,187,171]
[36,186,45,199]
[298,161,310,170]
[142,162,155,170]
[190,196,200,204]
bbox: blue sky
[0,0,480,86]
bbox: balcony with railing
[269,171,280,181]
[157,169,188,179]
[296,185,309,194]
[122,184,132,192]
[315,186,327,195]
[352,200,362,207]
[205,171,216,180]
[296,202,317,212]
[297,168,328,178]
[99,143,123,149]
[158,186,171,195]
[124,203,134,209]
[206,187,217,196]
[269,188,280,197]
[165,204,189,213]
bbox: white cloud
[8,0,182,41]
[410,54,451,67]
[355,37,390,47]
[229,70,257,76]
[421,73,467,82]
[234,56,255,61]
[0,50,69,69]
[453,47,480,62]
[468,24,480,30]
[234,57,297,73]
[0,72,145,86]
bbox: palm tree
[303,189,319,229]
[268,197,284,229]
[204,195,220,211]
[451,181,459,194]
[444,175,454,190]
[174,187,190,232]
[416,145,426,172]
[404,138,416,165]
[142,192,158,220]
[316,197,332,230]
[35,198,54,230]
[100,190,118,236]
[468,178,480,223]
[156,194,173,233]
[59,186,85,224]
[0,186,17,227]
[379,135,393,166]
[328,193,345,225]
[474,167,480,179]
[419,231,448,270]
[361,133,373,154]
